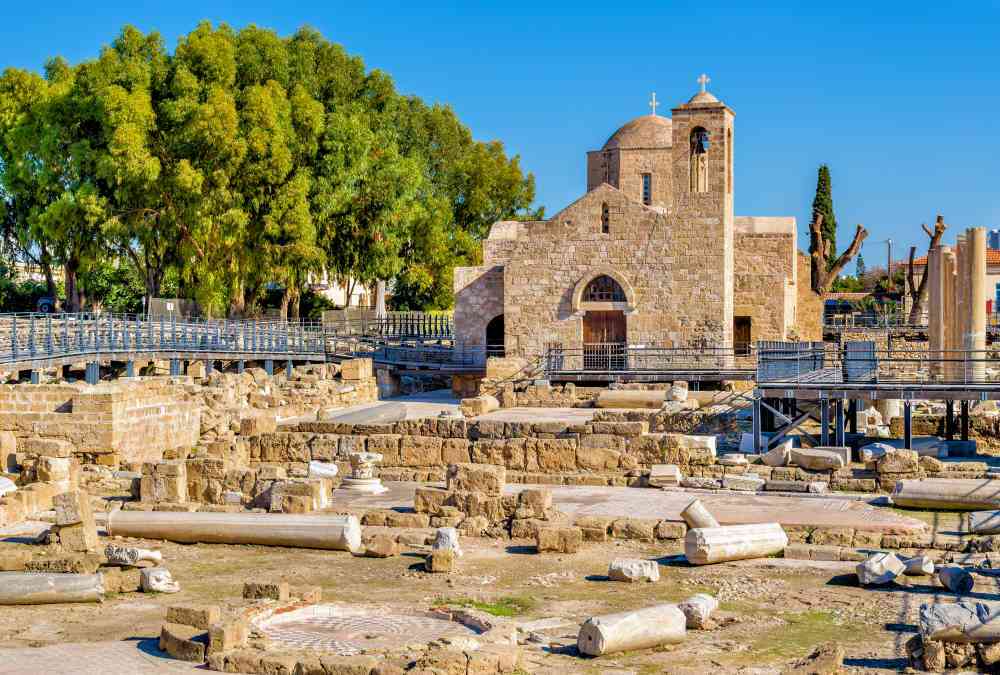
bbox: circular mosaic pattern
[255,604,480,654]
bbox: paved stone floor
[332,481,927,534]
[318,389,460,423]
[0,640,202,674]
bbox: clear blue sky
[2,1,998,269]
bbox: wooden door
[734,316,752,356]
[583,311,626,370]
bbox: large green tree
[811,164,837,270]
[0,22,538,316]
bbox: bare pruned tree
[906,215,947,324]
[809,210,868,294]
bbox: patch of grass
[746,610,860,662]
[434,595,537,617]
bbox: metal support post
[752,393,762,453]
[30,370,39,385]
[126,361,135,378]
[961,400,970,441]
[86,362,99,385]
[834,398,845,447]
[286,358,293,378]
[265,359,273,377]
[820,398,830,446]
[170,359,180,377]
[945,400,955,440]
[206,360,214,375]
[903,400,913,450]
[848,400,858,435]
[237,360,245,374]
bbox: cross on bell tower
[697,73,711,93]
[648,92,659,116]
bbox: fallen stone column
[684,523,788,565]
[892,479,1000,510]
[678,593,719,629]
[920,600,1000,643]
[857,552,905,585]
[577,604,685,656]
[595,390,666,409]
[107,511,362,552]
[0,572,104,605]
[680,499,720,529]
[904,555,935,576]
[969,510,1000,534]
[608,559,660,583]
[938,565,975,594]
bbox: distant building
[909,248,1000,314]
[989,229,1000,250]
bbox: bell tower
[669,74,736,348]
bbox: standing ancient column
[927,247,943,378]
[969,227,987,382]
[941,247,956,380]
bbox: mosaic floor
[255,604,480,654]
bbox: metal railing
[322,312,453,339]
[543,344,754,377]
[757,340,999,386]
[0,312,327,366]
[327,336,487,369]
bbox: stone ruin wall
[0,382,200,466]
[0,359,379,527]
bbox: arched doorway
[581,275,628,371]
[485,314,504,357]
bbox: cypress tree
[811,165,838,269]
[855,253,866,278]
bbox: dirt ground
[3,522,991,674]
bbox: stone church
[454,79,814,363]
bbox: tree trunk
[289,287,300,320]
[279,287,290,321]
[64,261,81,313]
[907,216,947,324]
[809,211,868,295]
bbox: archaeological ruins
[2,85,1000,675]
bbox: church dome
[687,90,719,104]
[602,114,672,150]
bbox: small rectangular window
[641,173,652,205]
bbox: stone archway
[485,314,505,357]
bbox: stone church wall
[454,265,504,348]
[733,217,797,342]
[587,148,673,210]
[500,184,730,357]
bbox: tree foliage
[0,23,537,317]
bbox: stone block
[22,437,73,458]
[340,358,373,381]
[364,534,401,558]
[611,517,656,541]
[399,436,443,466]
[441,438,471,464]
[655,520,686,540]
[53,490,93,526]
[159,622,207,662]
[207,620,249,657]
[57,522,99,552]
[166,604,221,630]
[242,581,289,601]
[446,463,505,495]
[878,448,919,474]
[426,549,454,573]
[648,464,683,487]
[414,486,449,514]
[722,474,765,491]
[536,526,583,553]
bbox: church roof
[687,90,719,104]
[602,114,672,150]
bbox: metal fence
[322,312,453,339]
[0,313,327,366]
[757,340,998,386]
[543,344,753,377]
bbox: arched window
[600,202,610,234]
[583,275,626,302]
[690,127,710,193]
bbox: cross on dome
[697,73,711,93]
[648,92,659,116]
